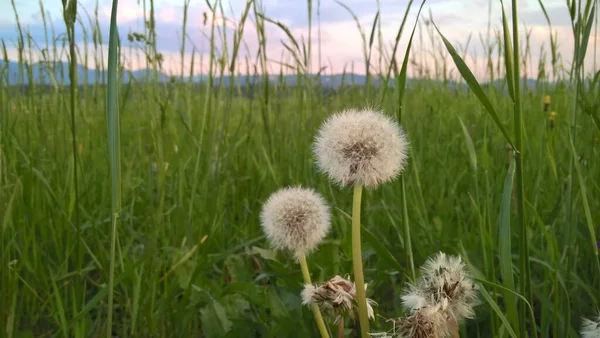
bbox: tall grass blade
[105,0,121,336]
[433,23,515,148]
[396,0,426,114]
[498,158,520,335]
[568,132,599,258]
[500,0,515,100]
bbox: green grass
[1,0,599,337]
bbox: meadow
[1,0,599,337]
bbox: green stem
[510,0,533,336]
[106,0,121,336]
[299,254,330,338]
[400,176,415,281]
[351,184,369,337]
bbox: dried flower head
[370,305,452,338]
[260,186,330,258]
[313,109,409,188]
[582,313,600,338]
[395,305,452,338]
[301,275,376,321]
[401,252,478,322]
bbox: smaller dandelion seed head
[301,275,376,321]
[402,252,479,322]
[259,186,330,258]
[581,313,600,338]
[313,108,409,188]
[394,304,452,338]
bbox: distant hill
[0,60,172,85]
[0,59,542,90]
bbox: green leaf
[200,298,233,337]
[225,254,253,283]
[479,285,519,338]
[577,3,596,67]
[500,0,515,100]
[250,246,279,261]
[568,131,599,257]
[362,225,404,273]
[368,11,380,50]
[106,0,122,335]
[433,22,515,148]
[458,117,477,172]
[497,158,520,333]
[221,282,264,306]
[397,0,426,116]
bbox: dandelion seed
[260,186,331,258]
[301,275,376,321]
[582,313,600,338]
[401,252,478,322]
[174,144,179,153]
[313,108,409,188]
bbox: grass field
[1,0,599,337]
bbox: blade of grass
[394,0,426,282]
[105,0,121,336]
[568,131,599,259]
[498,158,520,335]
[378,0,415,102]
[397,0,426,116]
[433,22,515,149]
[508,0,533,333]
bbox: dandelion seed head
[581,313,600,338]
[401,284,430,312]
[313,109,409,188]
[396,304,451,338]
[260,186,330,258]
[402,252,479,321]
[301,275,376,321]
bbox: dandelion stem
[299,253,330,338]
[337,315,345,338]
[351,184,369,337]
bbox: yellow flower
[548,111,557,129]
[543,95,551,112]
[543,96,551,105]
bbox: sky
[0,0,598,79]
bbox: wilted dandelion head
[396,305,452,338]
[370,305,451,338]
[581,313,600,338]
[260,186,330,258]
[402,252,478,321]
[301,275,376,321]
[313,109,409,188]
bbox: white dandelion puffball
[260,186,331,258]
[313,108,409,188]
[581,313,600,338]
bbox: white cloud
[2,0,597,79]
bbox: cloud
[0,0,596,79]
